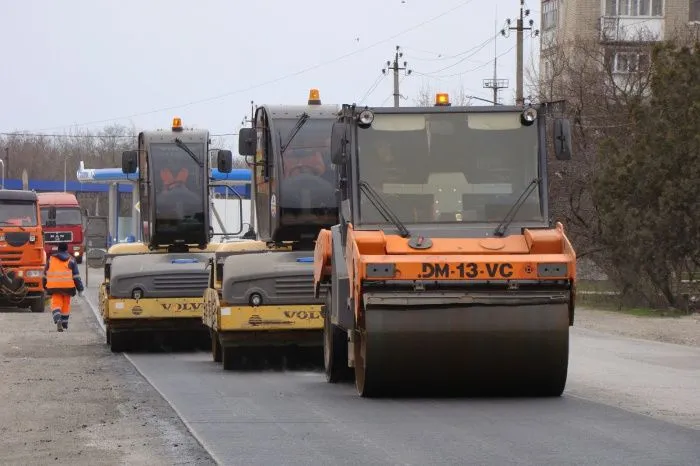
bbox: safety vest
[45,257,75,289]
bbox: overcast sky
[0,0,540,151]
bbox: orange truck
[0,189,46,312]
[313,96,576,397]
[37,192,86,264]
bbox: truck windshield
[40,207,82,226]
[0,201,38,227]
[149,142,206,238]
[356,111,543,225]
[274,117,336,225]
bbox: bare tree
[530,27,700,308]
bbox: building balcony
[599,16,664,43]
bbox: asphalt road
[81,265,700,466]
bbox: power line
[358,73,386,104]
[413,44,516,80]
[32,0,480,133]
[417,34,497,76]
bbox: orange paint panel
[359,253,575,281]
[313,229,332,287]
[384,235,531,255]
[523,228,563,254]
[352,230,386,255]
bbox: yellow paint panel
[219,304,323,331]
[108,243,149,254]
[107,297,205,320]
[215,240,269,252]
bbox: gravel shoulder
[0,299,215,465]
[574,307,700,347]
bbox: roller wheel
[222,347,242,371]
[323,290,353,383]
[109,330,128,353]
[211,330,222,363]
[354,327,383,398]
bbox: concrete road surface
[82,265,699,465]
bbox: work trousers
[50,293,72,330]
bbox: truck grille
[152,273,209,295]
[275,275,319,300]
[0,251,23,265]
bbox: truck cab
[38,192,86,264]
[0,189,46,312]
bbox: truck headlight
[26,270,42,278]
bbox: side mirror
[122,150,138,174]
[330,122,348,165]
[217,150,233,173]
[553,119,572,161]
[238,128,257,156]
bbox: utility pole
[484,9,509,105]
[501,0,539,107]
[382,46,412,107]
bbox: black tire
[222,347,240,370]
[29,296,45,313]
[76,255,83,264]
[109,330,128,353]
[323,290,353,383]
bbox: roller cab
[314,99,577,397]
[203,89,339,370]
[100,118,235,352]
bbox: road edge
[80,293,224,466]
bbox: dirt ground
[575,307,700,347]
[0,299,215,466]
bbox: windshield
[40,207,82,226]
[0,201,38,227]
[149,142,206,238]
[274,117,336,225]
[356,111,542,225]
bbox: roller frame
[316,103,577,398]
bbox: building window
[543,0,558,30]
[612,52,651,73]
[691,0,700,21]
[605,0,663,16]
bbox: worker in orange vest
[43,243,84,332]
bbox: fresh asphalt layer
[80,265,700,466]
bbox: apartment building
[540,0,699,83]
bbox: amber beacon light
[308,88,322,105]
[435,93,451,106]
[172,117,183,131]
